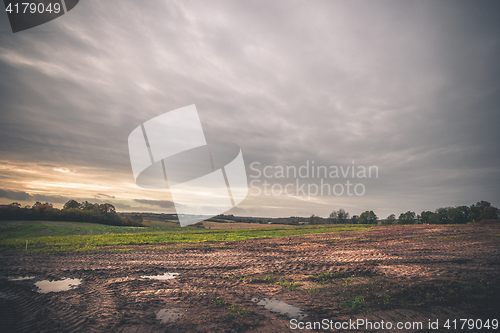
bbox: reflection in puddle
[252,297,307,319]
[141,273,179,280]
[156,308,183,323]
[35,278,82,293]
[8,276,35,281]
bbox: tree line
[0,200,143,226]
[1,199,497,227]
[310,201,499,225]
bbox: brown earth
[1,224,499,333]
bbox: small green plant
[342,278,354,286]
[277,278,302,291]
[214,296,226,306]
[343,295,365,314]
[229,303,247,315]
[383,294,392,306]
[306,286,321,294]
[323,238,340,243]
[225,303,249,320]
[309,271,337,284]
[264,275,274,283]
[227,273,252,282]
[239,274,251,281]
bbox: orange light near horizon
[0,159,207,212]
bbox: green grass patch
[306,286,322,294]
[212,296,250,321]
[264,275,274,283]
[227,303,248,316]
[213,296,227,306]
[306,273,500,317]
[0,220,372,252]
[277,277,302,290]
[0,220,153,239]
[309,271,339,284]
[342,295,366,314]
[227,274,252,282]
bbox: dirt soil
[1,224,499,333]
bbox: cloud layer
[0,0,499,218]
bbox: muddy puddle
[141,272,179,280]
[156,308,183,323]
[252,297,307,319]
[35,278,82,293]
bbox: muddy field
[1,224,499,333]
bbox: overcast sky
[0,0,499,218]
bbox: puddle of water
[35,278,82,293]
[252,297,307,319]
[8,276,35,281]
[141,273,179,280]
[156,308,183,323]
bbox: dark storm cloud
[111,202,132,210]
[0,0,499,217]
[0,189,30,201]
[94,193,115,199]
[134,199,175,209]
[0,188,68,203]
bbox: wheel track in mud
[0,282,46,333]
[0,224,498,332]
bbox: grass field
[202,221,292,229]
[0,220,372,253]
